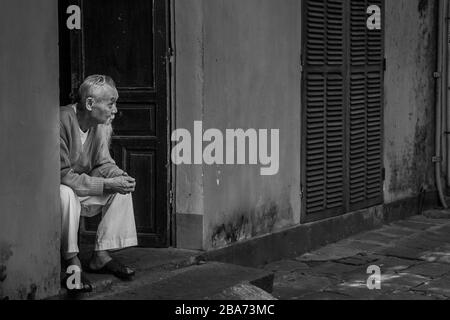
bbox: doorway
[58,0,171,247]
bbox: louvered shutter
[303,0,346,219]
[302,0,384,221]
[349,0,384,210]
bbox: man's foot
[87,251,135,281]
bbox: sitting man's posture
[60,75,138,292]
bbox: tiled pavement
[261,215,450,300]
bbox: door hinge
[300,185,304,199]
[300,54,304,73]
[167,47,175,60]
[383,57,387,71]
[382,168,386,181]
[432,156,442,163]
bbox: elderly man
[60,75,138,292]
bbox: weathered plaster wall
[174,0,302,250]
[384,0,437,203]
[200,0,302,250]
[173,0,205,249]
[0,0,60,299]
[174,0,204,216]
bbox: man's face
[88,85,119,125]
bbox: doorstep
[50,247,203,300]
[50,247,275,300]
[86,261,275,300]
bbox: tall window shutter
[304,0,346,218]
[302,0,384,222]
[349,0,384,210]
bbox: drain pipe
[446,0,450,196]
[436,0,448,209]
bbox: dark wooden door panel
[83,0,155,89]
[73,0,169,247]
[113,104,157,136]
[127,149,156,233]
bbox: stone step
[51,248,203,300]
[86,262,275,300]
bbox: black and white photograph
[1,0,450,309]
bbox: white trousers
[60,185,138,260]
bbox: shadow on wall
[211,200,294,248]
[0,235,44,301]
[389,122,434,195]
[387,0,437,199]
[418,0,429,17]
[0,242,13,300]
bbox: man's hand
[104,176,136,195]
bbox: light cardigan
[60,105,124,196]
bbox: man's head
[78,75,119,125]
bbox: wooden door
[65,0,170,247]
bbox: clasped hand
[105,174,136,195]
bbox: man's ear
[86,98,94,111]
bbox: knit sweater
[60,105,124,196]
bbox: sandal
[87,259,135,281]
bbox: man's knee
[60,185,77,205]
[120,192,133,203]
[109,192,134,211]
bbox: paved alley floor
[262,215,450,300]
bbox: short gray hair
[78,75,117,104]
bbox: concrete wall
[201,0,302,250]
[174,0,302,250]
[384,0,437,203]
[174,0,205,218]
[173,0,205,249]
[0,0,60,299]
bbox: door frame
[168,0,177,248]
[58,0,174,248]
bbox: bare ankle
[90,251,112,269]
[63,255,81,270]
[93,250,111,259]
